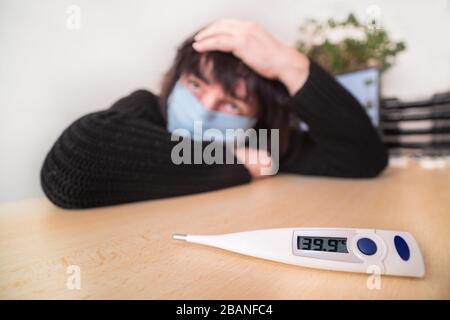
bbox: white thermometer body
[173,228,425,278]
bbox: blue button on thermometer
[357,238,378,255]
[173,228,425,278]
[394,235,410,261]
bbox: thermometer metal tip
[172,233,188,241]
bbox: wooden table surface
[1,163,449,299]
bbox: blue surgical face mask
[166,81,257,142]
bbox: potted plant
[296,13,406,74]
[296,14,406,128]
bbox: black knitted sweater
[41,60,388,209]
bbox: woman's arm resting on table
[40,90,251,209]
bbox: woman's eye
[188,80,201,89]
[223,103,240,113]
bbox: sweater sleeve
[279,59,388,178]
[40,90,251,209]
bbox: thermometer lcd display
[297,236,348,253]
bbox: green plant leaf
[296,13,406,74]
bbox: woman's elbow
[40,152,84,209]
[40,113,117,209]
[363,152,388,177]
[354,143,389,178]
[40,135,101,209]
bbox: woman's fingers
[192,18,303,82]
[194,19,241,41]
[193,34,236,53]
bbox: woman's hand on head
[193,18,310,95]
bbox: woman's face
[178,59,258,118]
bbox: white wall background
[1,0,450,203]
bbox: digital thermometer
[173,228,425,278]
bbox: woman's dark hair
[159,32,296,157]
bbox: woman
[41,19,388,209]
